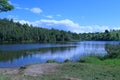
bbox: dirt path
[0,63,82,80]
[0,63,59,76]
[23,63,59,76]
[0,68,19,74]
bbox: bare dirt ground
[23,63,59,76]
[0,63,81,80]
[0,68,19,75]
[0,63,59,76]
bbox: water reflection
[0,41,119,67]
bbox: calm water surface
[0,41,120,67]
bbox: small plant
[64,59,72,63]
[46,60,57,63]
[19,66,26,69]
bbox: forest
[0,18,80,43]
[0,18,120,43]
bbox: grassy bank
[60,63,120,80]
[0,58,120,80]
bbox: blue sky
[0,0,120,33]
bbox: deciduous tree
[0,0,14,12]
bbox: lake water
[0,41,120,67]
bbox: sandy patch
[0,63,59,76]
[23,63,59,76]
[0,68,19,74]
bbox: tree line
[0,18,120,43]
[79,29,120,41]
[0,18,80,43]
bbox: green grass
[0,74,10,80]
[78,56,102,64]
[78,56,120,65]
[22,75,67,80]
[102,59,120,65]
[56,56,120,80]
[59,62,120,80]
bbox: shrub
[19,66,26,69]
[104,44,120,59]
[64,59,72,63]
[46,60,57,63]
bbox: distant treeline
[80,29,120,41]
[0,18,120,43]
[0,18,80,43]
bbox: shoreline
[0,63,60,76]
[0,60,120,80]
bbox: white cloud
[16,6,42,14]
[24,8,29,10]
[16,6,23,9]
[45,15,53,19]
[31,19,111,33]
[15,19,119,33]
[57,14,62,17]
[16,6,29,11]
[30,8,42,14]
[9,1,42,14]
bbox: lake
[0,41,120,67]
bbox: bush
[104,44,120,59]
[64,59,72,63]
[19,66,26,69]
[46,60,57,63]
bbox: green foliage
[0,18,80,43]
[19,66,26,69]
[46,60,57,63]
[104,44,120,59]
[1,18,120,43]
[79,29,120,41]
[0,0,14,12]
[64,59,72,63]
